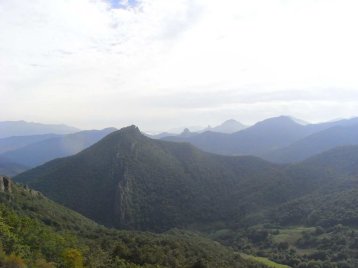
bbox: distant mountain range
[0,133,60,154]
[163,116,358,159]
[148,119,246,139]
[1,128,116,168]
[0,120,79,138]
[3,116,358,172]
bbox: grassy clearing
[241,254,291,268]
[271,226,316,256]
[271,226,315,244]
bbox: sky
[1,0,358,132]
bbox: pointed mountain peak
[105,125,146,143]
[117,125,141,135]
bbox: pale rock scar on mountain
[0,176,12,193]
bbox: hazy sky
[1,0,358,132]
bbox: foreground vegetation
[0,182,268,268]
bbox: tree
[62,248,84,268]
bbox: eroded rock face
[0,176,12,193]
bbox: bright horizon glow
[1,0,358,132]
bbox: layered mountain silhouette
[0,120,79,138]
[148,119,246,139]
[15,125,355,232]
[163,116,311,155]
[0,133,60,154]
[163,116,358,157]
[2,128,116,167]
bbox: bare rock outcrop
[0,176,12,193]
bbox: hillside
[0,121,79,138]
[212,146,358,267]
[265,146,358,226]
[299,145,358,176]
[2,128,116,167]
[0,176,260,268]
[264,125,358,163]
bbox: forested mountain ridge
[261,145,358,227]
[300,145,358,176]
[16,126,292,230]
[14,125,350,232]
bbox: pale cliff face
[0,176,12,193]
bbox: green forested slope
[0,179,264,268]
[212,146,358,267]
